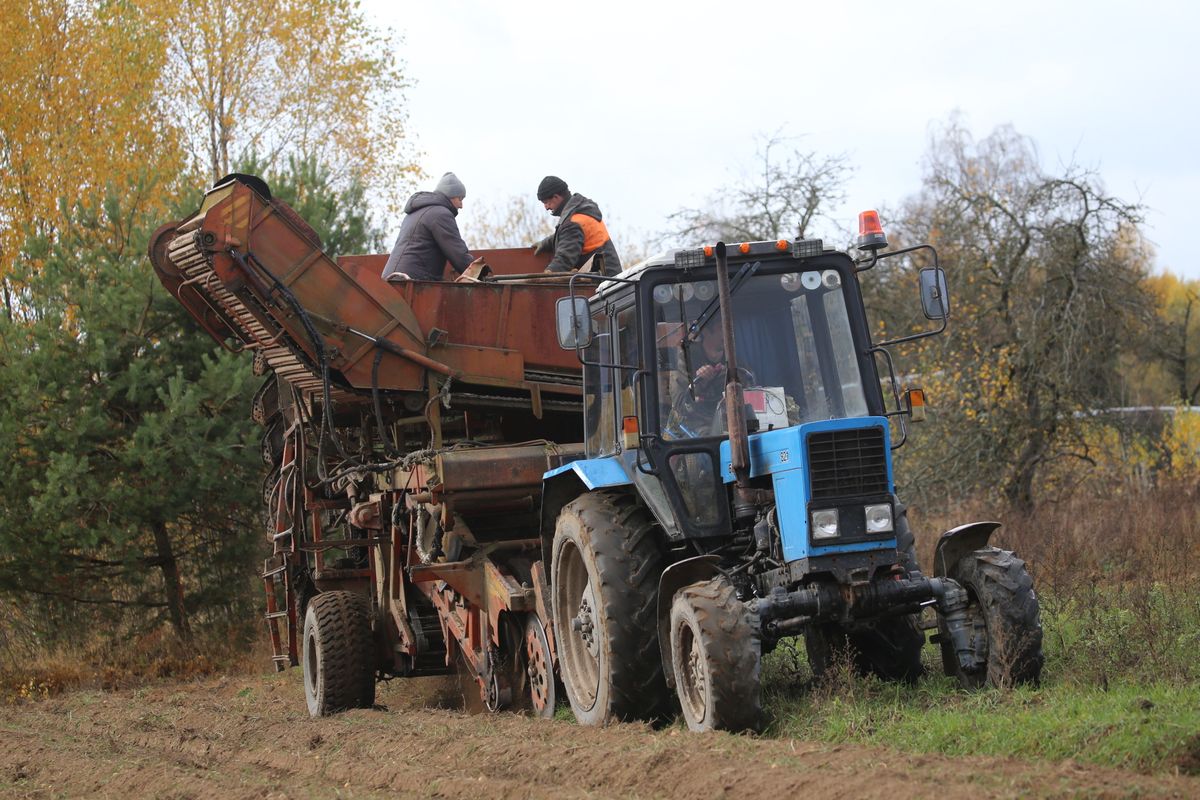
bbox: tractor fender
[538,473,588,573]
[656,555,722,688]
[933,521,1002,577]
[539,459,633,572]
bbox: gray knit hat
[435,171,466,199]
[537,175,568,201]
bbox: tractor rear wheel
[805,522,926,684]
[670,576,763,733]
[805,614,925,683]
[939,547,1044,688]
[303,591,376,717]
[551,491,667,726]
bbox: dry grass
[0,612,270,703]
[909,480,1200,686]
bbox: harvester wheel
[669,576,763,733]
[524,615,557,718]
[302,591,376,717]
[939,548,1044,688]
[551,492,667,726]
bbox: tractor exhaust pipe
[714,243,753,518]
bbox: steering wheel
[664,365,756,439]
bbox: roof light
[703,245,714,257]
[738,242,751,254]
[791,238,823,259]
[775,239,789,251]
[856,210,888,252]
[674,248,706,268]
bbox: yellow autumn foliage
[0,0,180,278]
[0,0,416,282]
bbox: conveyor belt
[166,230,358,406]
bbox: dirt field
[1,670,1197,800]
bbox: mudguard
[933,521,1002,577]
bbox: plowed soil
[1,671,1196,799]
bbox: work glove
[532,239,550,256]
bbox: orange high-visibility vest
[570,213,611,254]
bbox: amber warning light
[905,388,927,422]
[856,210,888,252]
[622,416,639,449]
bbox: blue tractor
[540,217,1043,731]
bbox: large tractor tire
[551,491,668,726]
[670,576,763,733]
[806,511,926,683]
[303,591,376,717]
[939,547,1044,689]
[805,614,926,683]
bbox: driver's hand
[696,364,724,382]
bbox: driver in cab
[665,321,747,439]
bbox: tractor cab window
[583,309,616,457]
[653,269,869,440]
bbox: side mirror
[919,268,949,320]
[556,296,593,349]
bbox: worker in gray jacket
[533,176,621,276]
[382,172,475,282]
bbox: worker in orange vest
[532,176,621,276]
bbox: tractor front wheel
[670,576,763,733]
[939,547,1044,688]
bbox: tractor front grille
[807,426,888,500]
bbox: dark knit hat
[537,175,568,201]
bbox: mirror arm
[873,314,948,349]
[869,345,909,449]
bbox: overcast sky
[364,0,1198,280]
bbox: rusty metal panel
[437,442,585,495]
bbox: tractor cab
[554,233,947,577]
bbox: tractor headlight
[864,503,894,534]
[811,508,839,539]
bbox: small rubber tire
[551,491,668,726]
[670,576,763,733]
[303,591,376,717]
[939,547,1044,688]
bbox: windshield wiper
[685,260,761,342]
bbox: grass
[760,639,1200,775]
[751,481,1200,775]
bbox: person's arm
[545,217,584,272]
[532,233,554,255]
[428,208,474,272]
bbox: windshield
[653,268,870,439]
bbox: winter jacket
[381,192,473,282]
[536,193,621,276]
